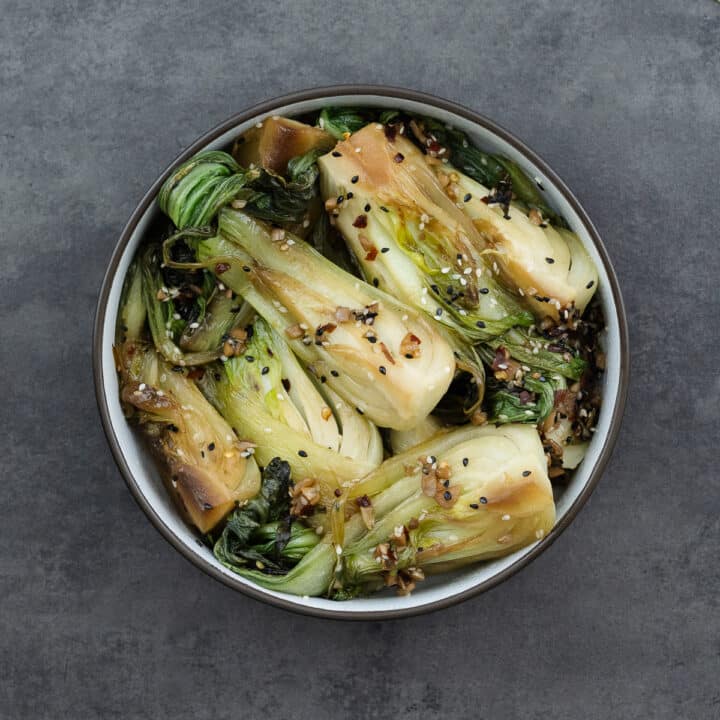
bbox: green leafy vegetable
[412,116,563,225]
[158,150,260,229]
[117,341,261,533]
[169,209,457,431]
[198,315,383,500]
[140,244,223,366]
[317,123,533,343]
[318,107,369,139]
[213,458,320,572]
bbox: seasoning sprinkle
[586,280,595,289]
[545,257,555,264]
[476,320,486,329]
[479,496,488,504]
[462,458,469,467]
[364,203,371,212]
[379,365,387,375]
[332,151,342,157]
[463,193,472,202]
[351,175,359,183]
[298,450,308,457]
[261,366,269,375]
[330,370,339,377]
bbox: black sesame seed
[214,372,221,381]
[346,191,354,199]
[381,247,389,253]
[242,266,251,272]
[462,458,469,467]
[435,308,443,317]
[428,456,436,463]
[456,253,463,261]
[208,442,215,451]
[245,355,255,362]
[298,450,308,457]
[320,375,327,383]
[203,503,212,510]
[330,370,339,377]
[586,280,595,289]
[337,195,344,204]
[443,491,452,501]
[201,451,205,458]
[367,336,377,344]
[545,257,555,264]
[479,496,488,504]
[372,278,379,287]
[442,479,450,488]
[479,287,489,294]
[332,151,342,157]
[476,320,486,329]
[469,503,479,509]
[261,366,269,375]
[350,175,359,184]
[364,203,371,211]
[463,193,472,202]
[380,206,389,212]
[379,366,387,375]
[356,407,364,415]
[522,470,531,477]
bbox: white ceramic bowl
[94,87,629,619]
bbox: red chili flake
[187,367,205,381]
[215,262,230,274]
[353,214,368,228]
[427,140,442,154]
[518,389,534,405]
[365,246,378,261]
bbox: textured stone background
[1,1,718,718]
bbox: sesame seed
[245,355,255,362]
[364,203,371,212]
[463,193,472,202]
[545,257,555,264]
[435,308,443,317]
[476,320,486,329]
[332,151,342,157]
[586,280,595,289]
[298,450,308,457]
[208,442,215,451]
[330,370,339,377]
[351,175,359,183]
[469,503,479,509]
[462,458,469,466]
[443,491,452,501]
[372,278,379,287]
[480,287,489,294]
[261,366,269,375]
[381,247,389,253]
[522,470,531,477]
[379,366,386,375]
[479,496,487,504]
[502,514,510,521]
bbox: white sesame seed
[502,514,511,521]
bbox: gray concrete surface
[1,1,718,718]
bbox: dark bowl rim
[93,84,630,620]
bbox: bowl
[93,86,629,619]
